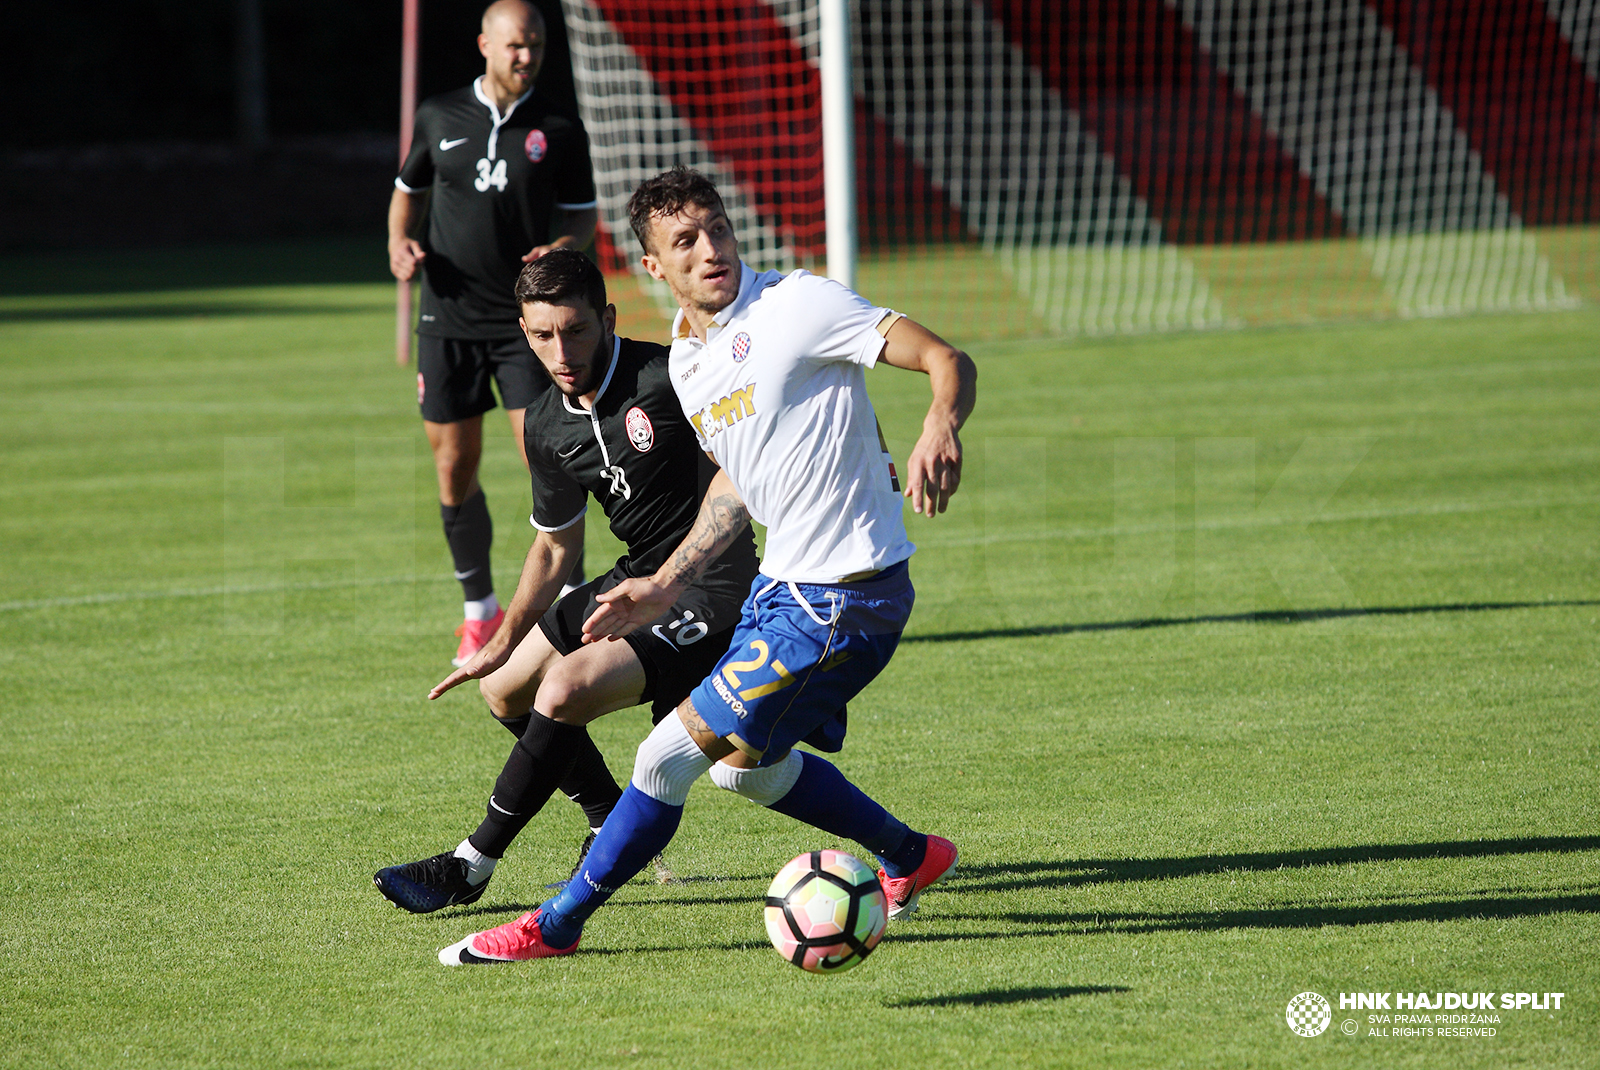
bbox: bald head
[482,0,543,36]
[478,0,546,108]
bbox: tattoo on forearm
[664,492,749,589]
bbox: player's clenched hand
[427,638,512,700]
[389,238,426,281]
[582,577,677,643]
[905,419,963,517]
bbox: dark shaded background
[0,0,577,253]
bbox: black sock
[468,715,587,858]
[498,710,616,827]
[566,545,586,589]
[441,489,494,602]
[559,731,624,830]
[495,712,532,738]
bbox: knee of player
[533,670,599,724]
[708,749,802,806]
[431,441,472,476]
[478,675,518,719]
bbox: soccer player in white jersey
[439,167,976,964]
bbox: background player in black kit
[373,250,760,913]
[388,0,598,667]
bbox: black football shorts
[538,567,742,723]
[416,335,549,423]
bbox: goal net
[562,0,1598,339]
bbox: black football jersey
[525,337,760,604]
[398,80,597,339]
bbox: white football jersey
[668,265,915,583]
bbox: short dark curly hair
[513,247,607,316]
[627,166,727,254]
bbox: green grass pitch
[1,239,1597,1069]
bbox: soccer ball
[764,850,888,973]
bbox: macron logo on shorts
[711,671,748,718]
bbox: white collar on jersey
[472,76,534,160]
[671,261,769,343]
[560,333,621,416]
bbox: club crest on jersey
[625,406,654,452]
[524,130,547,162]
[731,332,752,362]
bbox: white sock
[454,838,498,885]
[630,714,713,806]
[708,749,803,805]
[463,594,500,621]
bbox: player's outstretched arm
[429,522,582,698]
[582,468,749,643]
[879,317,978,517]
[522,207,601,263]
[387,189,427,281]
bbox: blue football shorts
[689,561,914,767]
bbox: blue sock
[766,753,928,878]
[878,829,928,879]
[537,784,682,947]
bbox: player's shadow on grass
[885,985,1129,1009]
[953,835,1600,895]
[901,598,1600,645]
[980,890,1600,937]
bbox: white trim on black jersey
[564,335,623,476]
[472,76,533,161]
[530,508,585,534]
[529,334,622,531]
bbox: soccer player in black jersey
[388,0,598,668]
[373,249,760,913]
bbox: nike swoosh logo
[557,443,583,458]
[439,137,469,151]
[488,795,518,816]
[453,567,481,580]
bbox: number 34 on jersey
[474,157,508,192]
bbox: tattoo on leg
[678,699,713,736]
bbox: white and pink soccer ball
[764,850,888,973]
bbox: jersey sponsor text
[688,384,757,442]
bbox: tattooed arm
[580,467,751,643]
[655,468,750,591]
